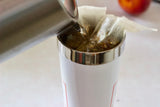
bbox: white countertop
[0,1,160,107]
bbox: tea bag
[76,6,157,52]
[59,6,157,52]
[92,15,157,43]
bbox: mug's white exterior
[59,53,119,107]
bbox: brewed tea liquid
[58,23,120,52]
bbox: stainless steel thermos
[0,0,78,63]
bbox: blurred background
[0,0,160,107]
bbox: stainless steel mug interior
[58,33,126,65]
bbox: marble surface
[0,1,160,107]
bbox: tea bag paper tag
[78,6,107,27]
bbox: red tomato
[118,0,151,15]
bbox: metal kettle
[0,0,78,63]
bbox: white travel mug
[58,34,126,107]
